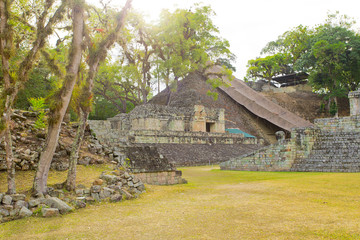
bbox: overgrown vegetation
[28,97,47,129]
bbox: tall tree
[65,0,132,191]
[154,4,233,104]
[116,11,155,103]
[93,62,140,116]
[261,25,312,72]
[246,53,288,85]
[33,0,85,196]
[247,12,360,114]
[0,0,67,194]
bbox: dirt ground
[262,91,350,122]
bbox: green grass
[1,165,360,239]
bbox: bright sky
[126,0,360,79]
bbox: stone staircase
[291,131,360,172]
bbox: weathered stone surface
[75,189,84,196]
[99,187,114,199]
[85,197,96,204]
[74,200,86,209]
[3,205,13,211]
[0,208,9,217]
[110,194,122,202]
[19,207,32,218]
[51,190,64,199]
[24,149,31,155]
[100,174,119,184]
[78,156,91,166]
[43,197,73,214]
[28,198,44,208]
[10,209,19,217]
[2,195,12,205]
[221,116,360,173]
[91,185,101,193]
[15,200,28,209]
[121,189,133,200]
[91,193,100,202]
[42,208,60,218]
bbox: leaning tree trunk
[65,110,87,191]
[1,0,16,194]
[1,0,67,195]
[64,0,132,192]
[33,3,84,196]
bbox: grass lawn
[1,165,360,239]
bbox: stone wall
[220,128,319,171]
[291,131,360,172]
[122,146,176,172]
[134,171,185,185]
[89,120,258,146]
[89,120,261,166]
[221,115,360,172]
[89,103,262,168]
[314,116,360,132]
[108,104,225,134]
[149,143,262,166]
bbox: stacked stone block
[291,131,360,172]
[220,142,294,171]
[221,115,360,172]
[134,171,185,185]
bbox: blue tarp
[225,128,255,138]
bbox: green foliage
[28,97,47,129]
[15,64,56,109]
[329,101,338,116]
[89,97,127,120]
[248,12,360,114]
[246,53,289,83]
[28,97,45,111]
[91,62,139,119]
[154,4,234,90]
[206,91,218,101]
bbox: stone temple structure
[220,89,360,172]
[108,104,226,134]
[89,104,261,185]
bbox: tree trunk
[166,85,171,105]
[122,98,127,113]
[62,0,132,193]
[158,74,160,94]
[327,97,331,113]
[1,0,15,194]
[4,99,15,194]
[142,88,148,104]
[65,110,87,191]
[33,3,84,196]
[334,96,339,118]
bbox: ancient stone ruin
[109,104,226,134]
[89,104,261,183]
[221,89,360,172]
[0,169,145,222]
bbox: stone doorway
[206,122,215,132]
